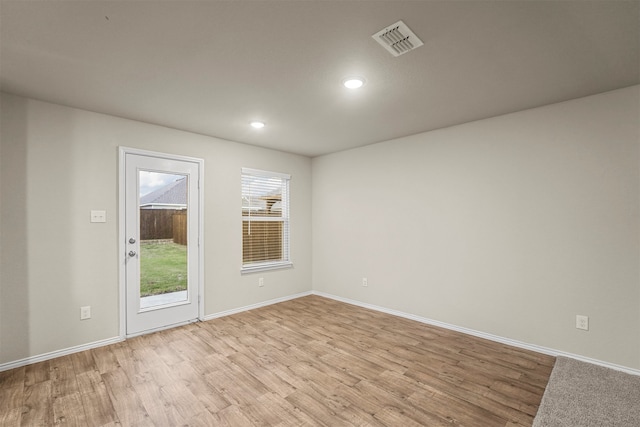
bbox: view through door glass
[139,171,188,310]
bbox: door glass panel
[138,171,188,310]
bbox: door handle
[128,251,137,257]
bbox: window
[241,168,291,273]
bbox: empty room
[1,1,639,426]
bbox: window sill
[241,261,293,275]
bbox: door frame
[118,146,205,338]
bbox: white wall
[312,86,640,369]
[2,86,639,371]
[0,93,312,365]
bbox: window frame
[240,167,292,274]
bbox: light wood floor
[0,295,555,426]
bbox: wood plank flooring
[0,295,555,426]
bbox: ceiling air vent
[372,20,424,57]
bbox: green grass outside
[140,241,187,297]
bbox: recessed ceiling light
[342,77,365,89]
[250,121,265,129]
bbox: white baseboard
[312,290,640,377]
[0,292,312,373]
[202,290,313,321]
[3,290,638,377]
[0,336,123,373]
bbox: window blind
[241,168,291,273]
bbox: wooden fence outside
[140,209,187,245]
[172,211,187,245]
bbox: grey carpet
[532,356,640,427]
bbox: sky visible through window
[139,171,184,197]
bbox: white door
[121,148,203,336]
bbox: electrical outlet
[576,315,589,331]
[362,277,368,287]
[80,306,91,320]
[258,277,264,287]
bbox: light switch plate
[90,210,106,223]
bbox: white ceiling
[1,1,638,157]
